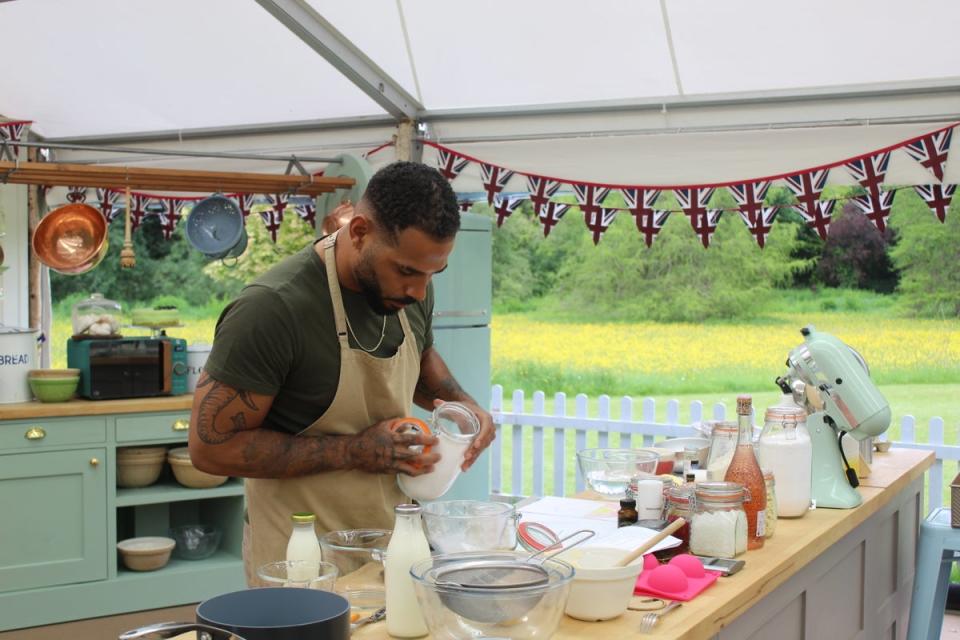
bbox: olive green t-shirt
[204,240,433,435]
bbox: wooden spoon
[616,517,686,567]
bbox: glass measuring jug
[394,402,480,501]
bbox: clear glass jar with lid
[704,421,738,481]
[689,481,748,559]
[758,395,812,518]
[71,292,122,337]
[663,484,694,553]
[762,469,777,538]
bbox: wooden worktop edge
[0,395,194,420]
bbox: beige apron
[243,231,419,582]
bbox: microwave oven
[67,337,188,400]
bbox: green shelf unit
[115,550,242,581]
[116,479,245,506]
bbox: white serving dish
[560,547,645,621]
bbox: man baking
[188,161,495,582]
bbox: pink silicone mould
[634,553,721,601]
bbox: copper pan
[32,203,109,275]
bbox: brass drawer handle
[90,458,99,467]
[25,427,46,440]
[172,419,190,432]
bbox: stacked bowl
[27,368,80,403]
[167,447,228,488]
[116,446,167,488]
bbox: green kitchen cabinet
[0,400,246,632]
[0,447,108,592]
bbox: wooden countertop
[355,448,934,640]
[0,395,193,420]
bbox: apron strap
[323,231,350,347]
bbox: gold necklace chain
[344,311,387,353]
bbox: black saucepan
[120,587,351,640]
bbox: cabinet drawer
[116,412,192,443]
[0,417,106,451]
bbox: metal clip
[284,155,309,176]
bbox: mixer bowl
[422,500,518,553]
[576,448,660,498]
[410,550,574,637]
[32,204,108,275]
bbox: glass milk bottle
[396,402,480,501]
[758,395,812,518]
[385,504,431,638]
[286,512,322,581]
[723,395,767,550]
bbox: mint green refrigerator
[415,212,492,500]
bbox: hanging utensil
[120,187,135,268]
[32,203,109,275]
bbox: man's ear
[347,214,372,250]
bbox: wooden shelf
[116,479,244,506]
[0,161,353,196]
[115,549,242,581]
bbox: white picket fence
[488,385,960,509]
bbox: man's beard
[354,252,416,316]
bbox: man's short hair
[363,161,461,242]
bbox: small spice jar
[689,481,748,559]
[663,484,694,553]
[618,498,639,528]
[762,469,777,538]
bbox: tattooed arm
[188,371,438,479]
[414,346,495,471]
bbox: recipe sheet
[518,496,681,554]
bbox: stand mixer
[778,326,891,508]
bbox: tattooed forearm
[195,380,259,445]
[415,376,467,402]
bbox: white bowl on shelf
[117,536,176,571]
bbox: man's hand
[346,418,440,476]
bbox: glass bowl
[256,560,338,590]
[410,550,574,638]
[422,500,518,553]
[576,448,660,498]
[320,529,390,593]
[168,524,222,560]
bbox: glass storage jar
[689,481,748,559]
[704,421,738,481]
[663,484,694,553]
[71,292,122,337]
[763,469,777,538]
[757,395,812,518]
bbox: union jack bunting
[729,181,770,221]
[913,184,955,223]
[233,193,257,219]
[675,187,717,247]
[268,193,289,218]
[159,198,185,240]
[295,202,316,229]
[572,183,611,225]
[96,188,122,223]
[130,193,151,232]
[635,210,672,247]
[538,202,570,237]
[851,191,896,232]
[904,128,953,182]
[584,207,618,245]
[259,208,284,243]
[793,199,837,240]
[480,163,516,205]
[526,175,562,217]
[493,194,524,227]
[622,187,660,219]
[784,169,830,239]
[845,151,891,198]
[436,148,470,182]
[739,207,779,248]
[0,121,27,156]
[66,186,87,203]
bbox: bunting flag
[851,190,896,232]
[675,187,718,247]
[0,121,28,156]
[573,183,611,229]
[159,198,185,240]
[729,181,770,221]
[436,148,470,182]
[493,194,524,227]
[130,193,150,231]
[527,175,561,217]
[913,184,955,222]
[538,202,571,237]
[794,199,837,239]
[584,207,618,245]
[259,207,284,242]
[96,188,121,222]
[635,210,672,247]
[269,193,289,218]
[457,198,476,213]
[904,128,953,182]
[739,207,779,248]
[785,169,831,240]
[66,186,87,203]
[233,193,257,219]
[846,151,891,199]
[480,163,515,205]
[295,202,316,229]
